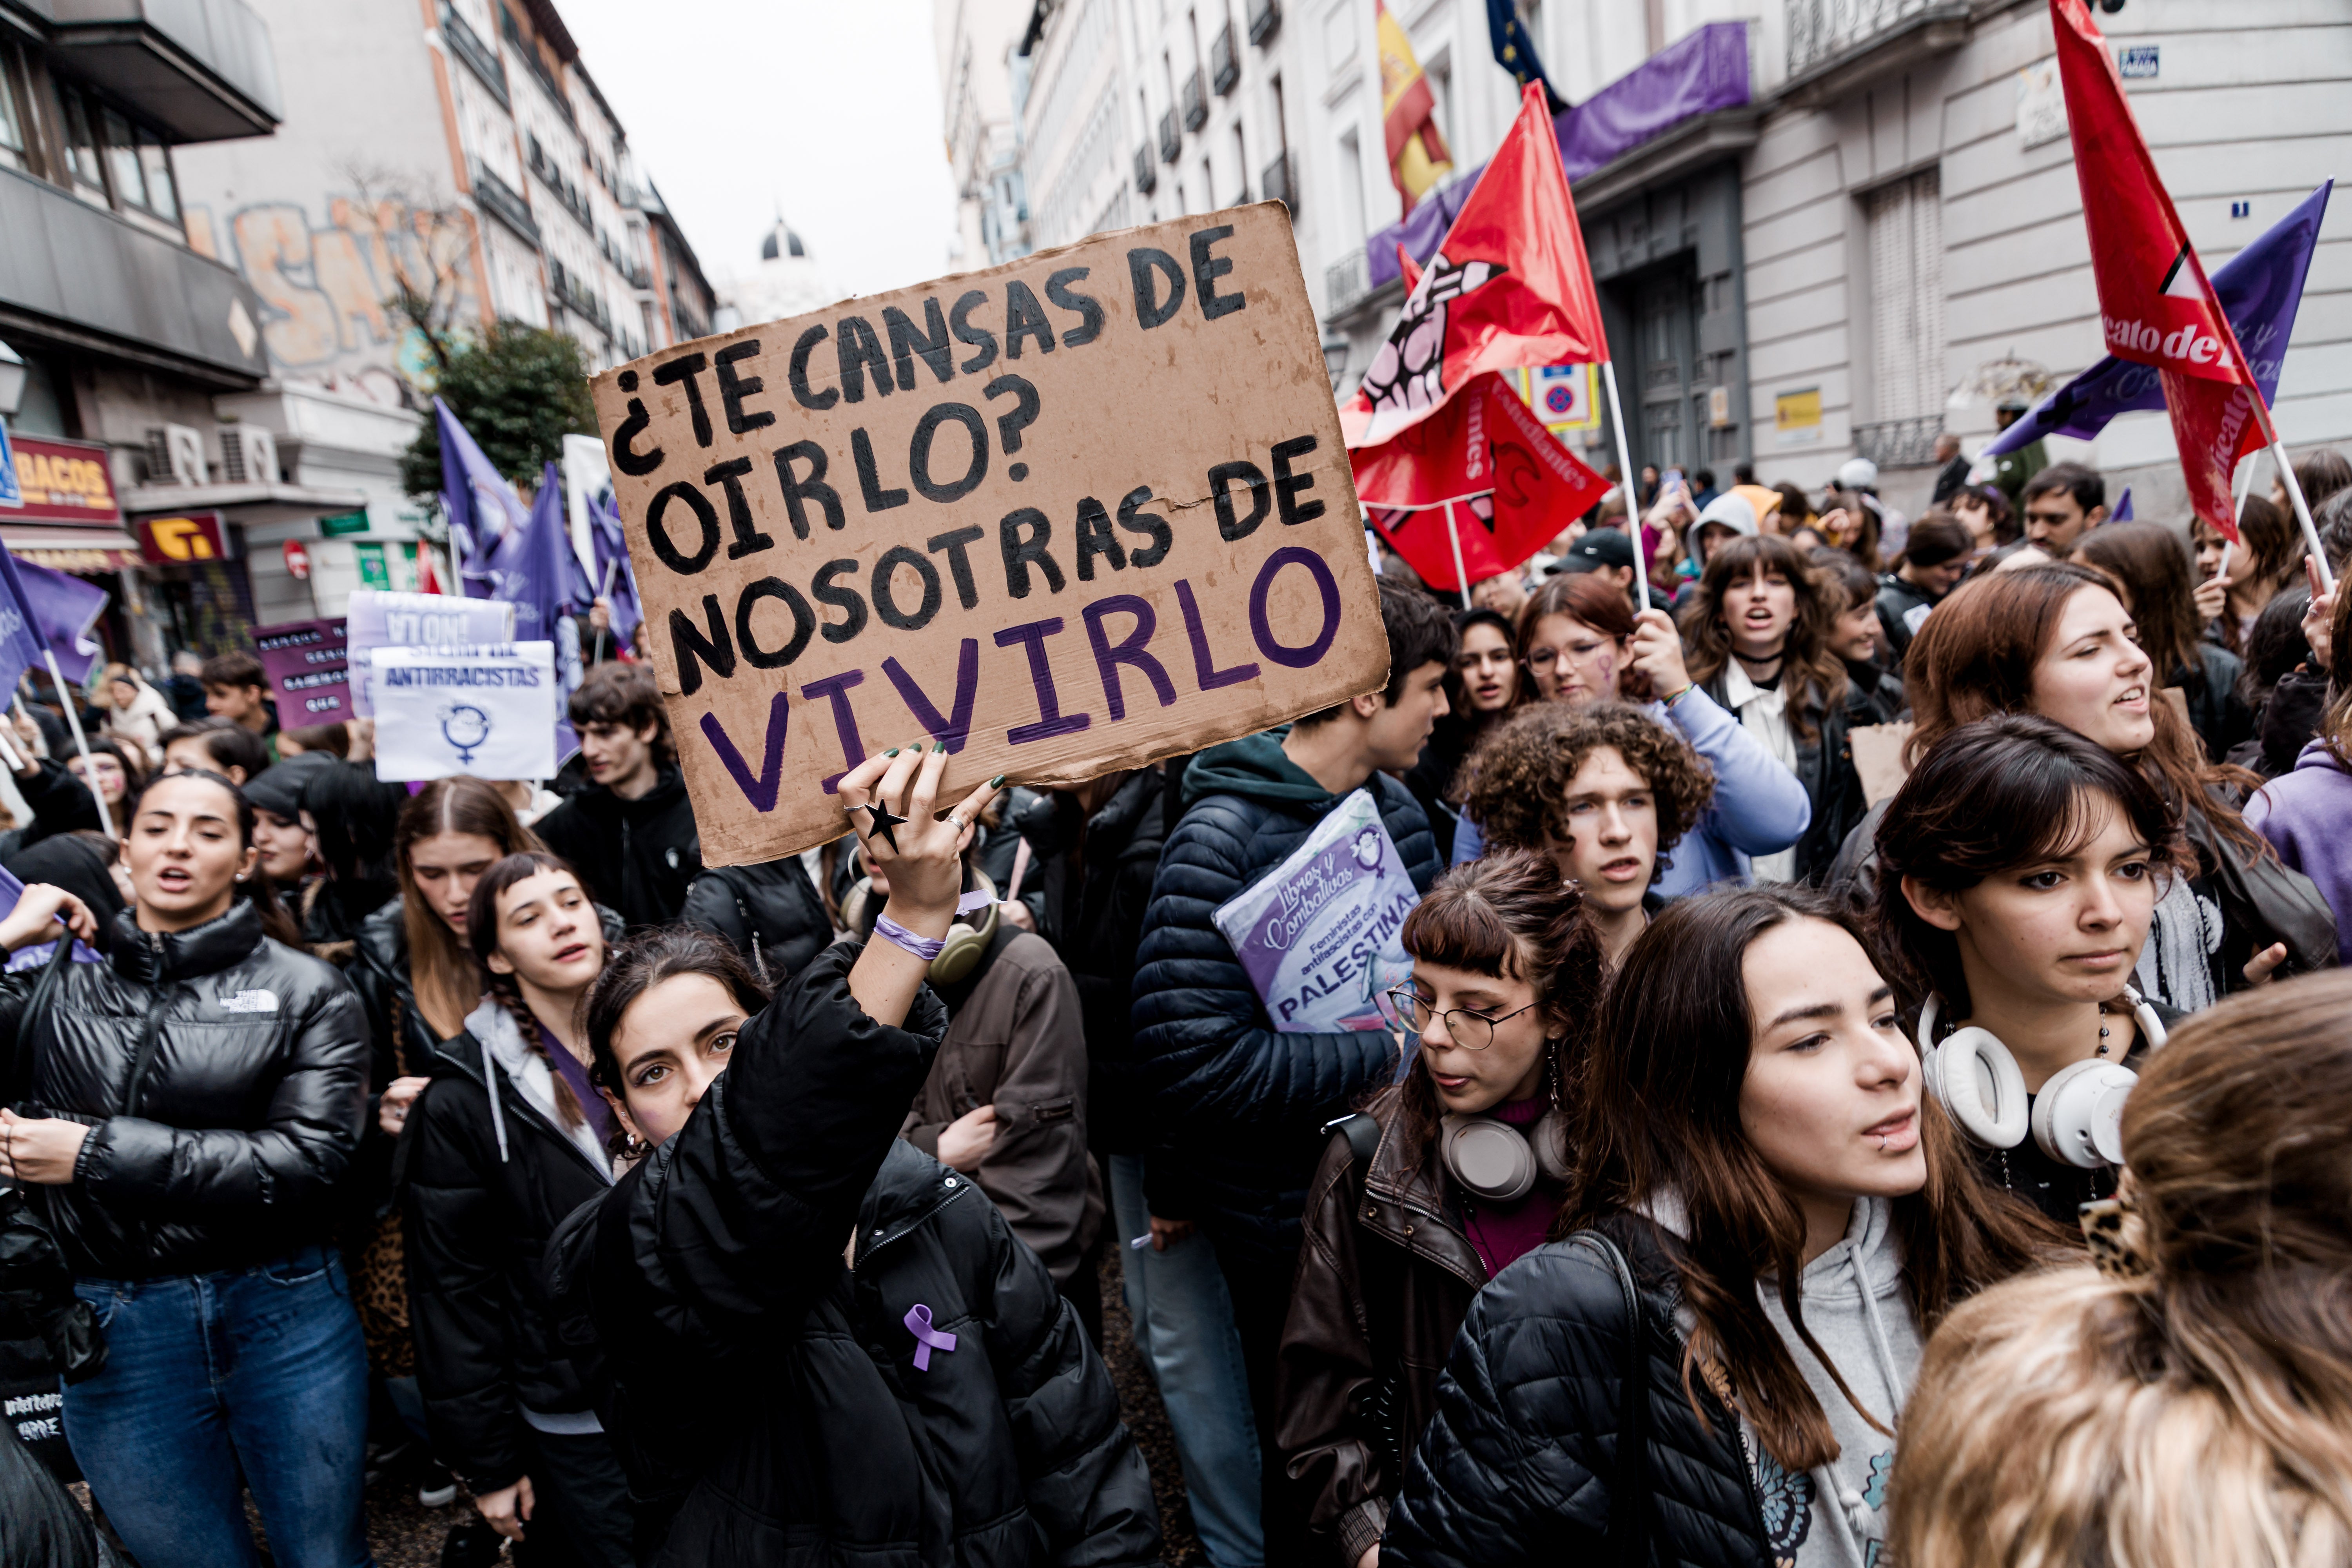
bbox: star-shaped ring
[859,798,908,854]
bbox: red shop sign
[7,435,121,524]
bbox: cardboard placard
[370,642,558,782]
[345,590,515,717]
[1849,721,1915,808]
[250,618,350,724]
[593,203,1387,866]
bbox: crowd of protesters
[4,443,2352,1568]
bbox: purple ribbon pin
[905,1303,957,1371]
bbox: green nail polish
[988,774,1006,788]
[935,741,950,754]
[884,748,899,757]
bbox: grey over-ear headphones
[1438,1103,1573,1203]
[842,870,1001,986]
[1918,989,2165,1169]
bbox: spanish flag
[1377,1,1452,215]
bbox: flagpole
[1599,359,1651,613]
[45,651,111,841]
[2244,397,2336,594]
[1441,501,1472,610]
[593,557,619,664]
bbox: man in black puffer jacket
[535,665,702,927]
[1129,580,1454,1549]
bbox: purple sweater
[2246,740,2352,965]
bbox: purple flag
[587,493,642,652]
[13,557,109,683]
[435,396,530,599]
[2111,486,2133,522]
[485,462,593,761]
[0,860,101,969]
[1985,182,2333,458]
[0,539,58,699]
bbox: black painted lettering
[927,525,986,610]
[998,508,1066,599]
[1189,225,1245,321]
[909,403,989,504]
[871,545,944,631]
[1003,279,1057,359]
[950,289,998,374]
[704,457,773,560]
[1045,267,1105,346]
[812,558,870,644]
[668,595,735,695]
[984,375,1041,454]
[835,316,893,402]
[851,428,909,512]
[1116,485,1173,568]
[884,299,954,389]
[789,326,838,411]
[1128,247,1186,328]
[611,396,662,475]
[771,441,845,538]
[736,577,815,669]
[1271,435,1325,526]
[645,480,720,574]
[652,352,715,446]
[1073,496,1127,581]
[714,340,775,434]
[1208,460,1271,542]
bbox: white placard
[371,642,558,782]
[345,590,515,717]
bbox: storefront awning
[2,523,142,570]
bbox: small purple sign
[250,617,350,724]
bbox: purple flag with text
[0,539,59,699]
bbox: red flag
[1342,83,1607,448]
[1353,371,1611,592]
[2051,0,2263,532]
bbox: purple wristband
[873,913,946,963]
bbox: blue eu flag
[1485,0,1567,115]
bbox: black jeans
[513,1424,637,1568]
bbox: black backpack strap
[1320,1111,1382,1174]
[1570,1229,1651,1567]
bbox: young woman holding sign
[1277,850,1606,1568]
[549,744,1158,1566]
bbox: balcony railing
[1247,0,1281,47]
[1133,144,1157,195]
[1788,0,1949,80]
[1853,414,1945,470]
[1325,246,1370,317]
[1181,68,1207,130]
[1159,109,1181,163]
[1261,151,1294,214]
[469,162,539,244]
[439,2,506,106]
[1210,23,1238,93]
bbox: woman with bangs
[1448,572,1811,895]
[1381,885,2057,1568]
[1832,561,2332,1011]
[1873,717,2185,1225]
[1278,852,1606,1568]
[1679,532,1876,882]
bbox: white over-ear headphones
[1437,1105,1573,1203]
[1917,990,2166,1169]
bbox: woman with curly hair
[1888,971,2352,1568]
[1678,533,1877,882]
[1277,851,1607,1568]
[1448,575,1810,897]
[1458,703,1714,965]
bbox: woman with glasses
[1276,851,1606,1568]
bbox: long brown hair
[396,777,543,1040]
[1902,561,2265,857]
[1888,973,2352,1566]
[2071,521,2206,691]
[1677,534,1849,742]
[1383,851,1606,1178]
[467,850,601,1129]
[1566,886,2062,1472]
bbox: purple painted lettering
[882,638,980,751]
[799,670,867,791]
[993,618,1091,744]
[1248,546,1341,669]
[1081,594,1176,722]
[1175,578,1260,691]
[700,693,790,812]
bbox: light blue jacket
[1448,686,1812,898]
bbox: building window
[60,90,105,194]
[1866,168,1945,425]
[136,127,178,220]
[101,107,145,210]
[0,43,29,172]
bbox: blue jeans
[1109,1154,1263,1568]
[66,1245,374,1568]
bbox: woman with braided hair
[401,851,634,1564]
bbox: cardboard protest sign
[592,203,1387,866]
[1849,722,1914,808]
[345,590,515,717]
[371,642,558,782]
[250,619,350,724]
[1212,789,1418,1032]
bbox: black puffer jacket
[2,902,369,1280]
[1129,735,1437,1265]
[0,758,103,860]
[549,942,1158,1567]
[403,999,613,1495]
[534,766,703,927]
[1383,1214,1768,1568]
[680,857,833,987]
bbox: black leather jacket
[4,902,370,1280]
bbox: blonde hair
[1889,973,2352,1566]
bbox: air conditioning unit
[220,425,278,486]
[149,423,207,485]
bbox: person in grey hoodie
[1382,887,2060,1568]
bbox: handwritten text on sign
[593,203,1386,866]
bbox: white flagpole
[1442,500,1472,610]
[1599,359,1651,613]
[593,556,619,664]
[46,651,111,840]
[2247,405,2336,594]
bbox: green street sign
[318,509,371,537]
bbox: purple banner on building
[1365,21,1751,294]
[251,617,351,724]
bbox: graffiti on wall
[184,196,482,407]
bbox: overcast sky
[557,0,960,300]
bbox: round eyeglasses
[1385,987,1541,1051]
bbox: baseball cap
[1835,457,1879,491]
[1550,527,1637,575]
